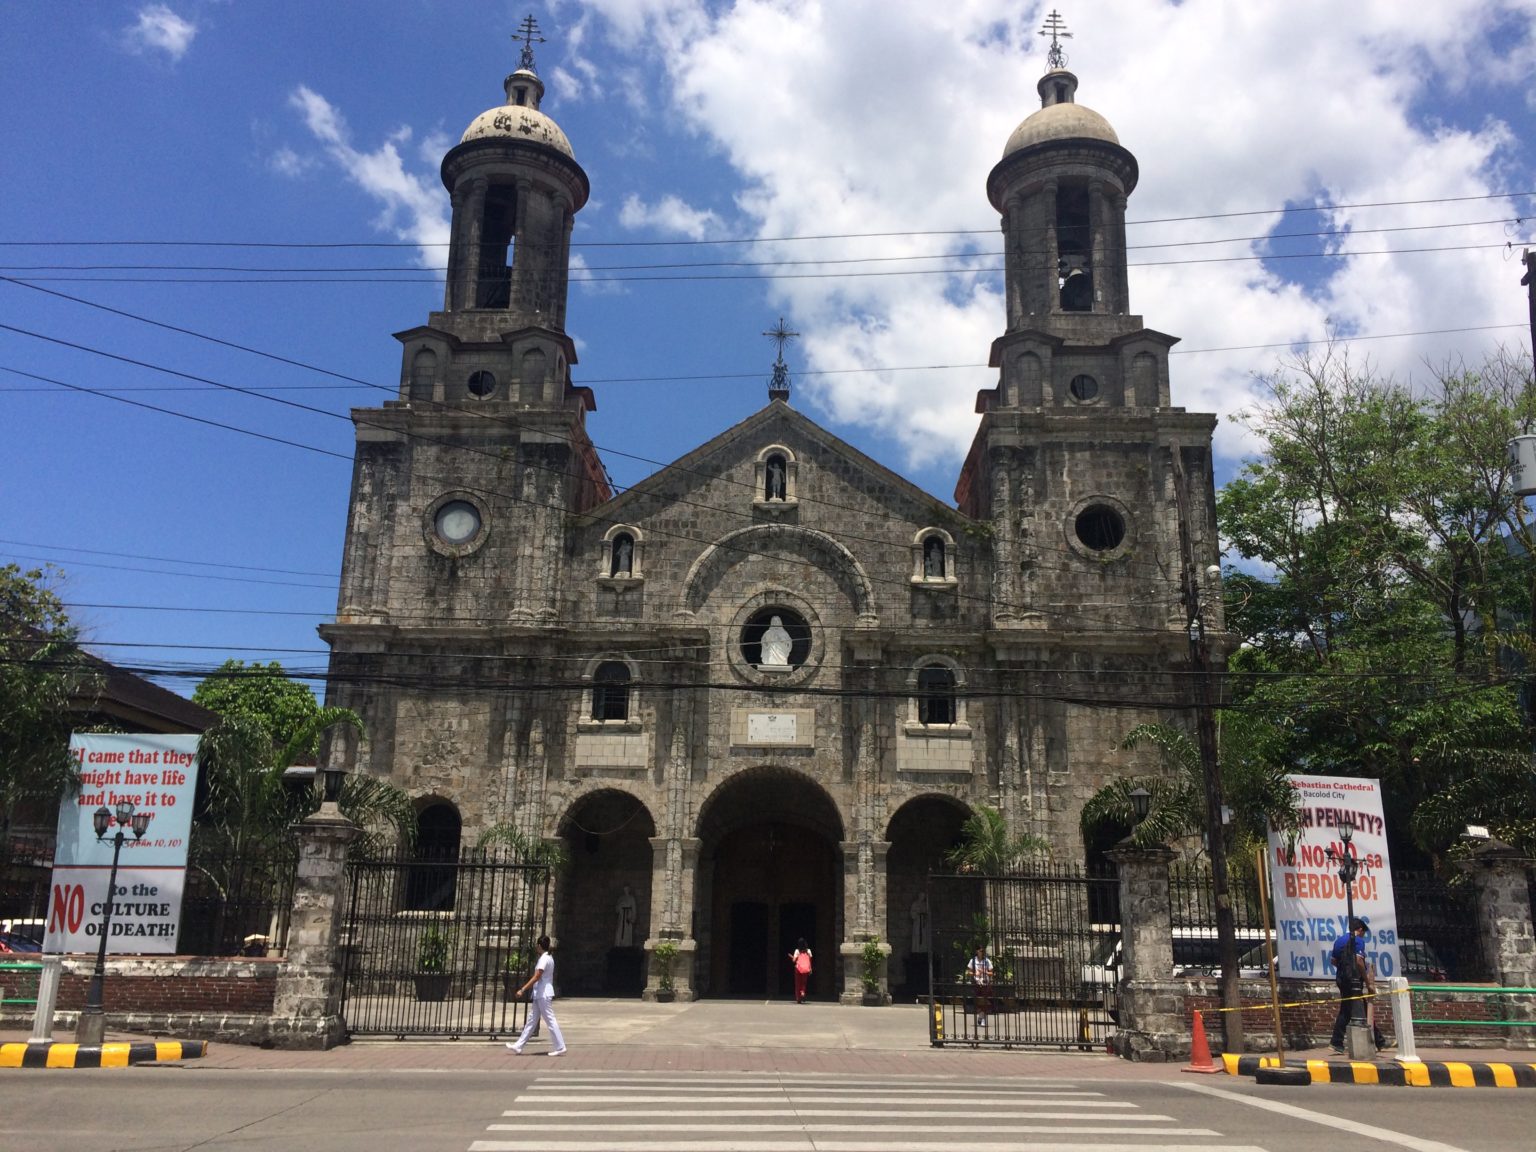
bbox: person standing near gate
[968,944,994,1030]
[506,935,567,1056]
[1329,918,1389,1053]
[789,938,813,1004]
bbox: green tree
[944,805,1049,873]
[0,564,99,853]
[1217,347,1536,863]
[192,660,321,755]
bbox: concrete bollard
[29,955,62,1044]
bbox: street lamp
[75,799,150,1045]
[1325,825,1363,1031]
[1128,786,1152,826]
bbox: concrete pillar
[644,835,700,1000]
[1107,841,1184,1060]
[1466,839,1536,1047]
[269,807,360,1049]
[461,178,488,308]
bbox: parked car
[0,932,43,953]
[1228,937,1449,981]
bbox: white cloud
[288,86,450,270]
[618,193,722,239]
[565,0,1536,472]
[123,4,197,61]
[267,146,314,179]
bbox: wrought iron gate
[927,868,1120,1049]
[339,849,551,1039]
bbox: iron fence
[179,831,298,956]
[1169,861,1264,931]
[927,867,1120,1050]
[1393,870,1488,982]
[339,847,551,1039]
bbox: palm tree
[945,805,1050,874]
[475,823,569,871]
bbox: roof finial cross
[1039,9,1072,71]
[763,318,799,402]
[513,14,546,73]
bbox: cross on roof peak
[1039,9,1072,71]
[513,13,546,73]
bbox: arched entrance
[885,794,970,998]
[696,767,844,1000]
[553,789,655,996]
[406,798,462,911]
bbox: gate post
[1107,841,1183,1060]
[269,807,360,1049]
[1464,838,1536,1048]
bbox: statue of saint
[759,616,793,668]
[766,459,786,501]
[923,537,945,578]
[910,891,930,953]
[613,536,633,576]
[614,884,636,948]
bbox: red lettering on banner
[49,883,85,933]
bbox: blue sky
[3,1,1534,700]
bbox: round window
[434,500,482,545]
[1068,374,1099,403]
[466,370,497,398]
[1074,504,1126,551]
[740,607,811,671]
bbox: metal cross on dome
[513,13,546,72]
[1039,9,1072,70]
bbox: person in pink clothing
[506,935,567,1056]
[789,937,813,1003]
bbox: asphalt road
[0,1067,1529,1152]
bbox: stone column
[1041,179,1059,314]
[1110,191,1130,314]
[991,455,1016,624]
[1106,841,1183,1060]
[1466,840,1536,1047]
[269,808,360,1049]
[445,183,469,310]
[1088,178,1108,313]
[644,835,700,1000]
[459,178,488,309]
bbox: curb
[1222,1052,1536,1087]
[0,1040,208,1069]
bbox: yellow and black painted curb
[1222,1052,1536,1087]
[0,1040,207,1069]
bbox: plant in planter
[413,925,453,1002]
[652,939,679,1002]
[860,935,884,1005]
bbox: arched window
[610,532,634,576]
[916,665,957,726]
[591,661,631,722]
[753,445,798,507]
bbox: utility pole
[1172,450,1243,1052]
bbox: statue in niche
[612,536,633,576]
[765,458,787,501]
[923,536,945,578]
[614,884,636,948]
[759,616,793,668]
[910,891,930,953]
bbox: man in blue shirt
[1329,917,1389,1053]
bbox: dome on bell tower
[1003,70,1119,156]
[459,65,575,159]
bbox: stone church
[320,41,1222,1003]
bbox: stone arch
[694,766,846,999]
[884,793,971,995]
[675,523,878,625]
[551,787,657,995]
[406,796,462,911]
[408,347,438,403]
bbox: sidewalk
[3,1000,1531,1080]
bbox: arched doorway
[406,799,462,911]
[884,794,970,998]
[553,789,655,996]
[696,767,843,1000]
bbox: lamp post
[1128,786,1152,827]
[1325,825,1362,1029]
[75,799,150,1045]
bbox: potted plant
[501,952,524,1001]
[413,925,453,1002]
[652,939,678,1002]
[860,935,884,1006]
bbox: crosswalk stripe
[470,1142,1270,1152]
[486,1124,1217,1135]
[502,1109,1149,1118]
[511,1094,1106,1104]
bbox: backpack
[1331,936,1352,979]
[795,950,812,974]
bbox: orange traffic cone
[1184,1009,1222,1074]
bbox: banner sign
[45,733,201,955]
[1266,773,1400,980]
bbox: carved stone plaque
[747,712,797,743]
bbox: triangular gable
[579,402,974,527]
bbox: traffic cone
[1184,1009,1222,1074]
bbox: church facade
[320,46,1223,1002]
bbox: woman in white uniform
[506,935,567,1056]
